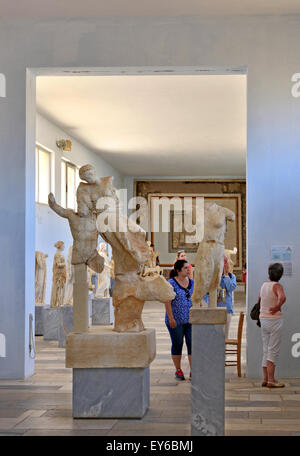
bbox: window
[36,146,51,204]
[61,160,79,210]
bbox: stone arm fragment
[48,193,74,219]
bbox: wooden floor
[0,291,300,436]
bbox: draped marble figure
[63,245,74,306]
[192,202,235,308]
[50,241,66,308]
[95,242,112,298]
[35,251,48,305]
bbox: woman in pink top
[258,263,286,388]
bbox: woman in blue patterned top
[165,259,194,380]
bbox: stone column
[190,308,227,436]
[73,264,89,333]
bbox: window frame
[61,159,78,210]
[35,144,53,205]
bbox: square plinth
[58,305,74,348]
[73,367,149,418]
[43,307,60,340]
[35,304,46,336]
[92,297,113,325]
[191,318,225,436]
[66,327,156,368]
[189,307,227,325]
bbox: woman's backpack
[250,302,261,327]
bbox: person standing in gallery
[171,250,193,279]
[165,259,193,381]
[217,256,237,339]
[242,263,247,293]
[258,263,286,388]
[202,256,236,338]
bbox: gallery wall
[1,15,300,377]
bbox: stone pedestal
[58,305,73,348]
[66,327,156,418]
[91,297,113,325]
[190,308,227,436]
[35,304,46,336]
[43,307,60,340]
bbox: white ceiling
[36,74,246,177]
[1,0,300,18]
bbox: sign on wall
[271,245,293,277]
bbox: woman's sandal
[261,381,268,387]
[267,381,285,388]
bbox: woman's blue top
[165,277,194,326]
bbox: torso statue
[203,202,234,244]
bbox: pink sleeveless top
[260,281,282,318]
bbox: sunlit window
[61,160,79,210]
[36,146,51,204]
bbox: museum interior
[1,1,300,438]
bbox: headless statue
[35,251,48,305]
[50,241,66,308]
[192,202,235,308]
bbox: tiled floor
[0,291,299,436]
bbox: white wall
[1,15,300,377]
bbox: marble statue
[50,241,66,308]
[192,202,235,308]
[35,251,48,305]
[48,169,108,331]
[95,178,175,332]
[48,193,105,273]
[95,242,112,298]
[63,245,74,306]
[141,241,163,277]
[225,247,237,274]
[49,164,175,332]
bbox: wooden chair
[225,312,244,377]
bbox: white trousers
[260,317,283,367]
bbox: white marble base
[73,367,149,418]
[35,304,46,336]
[43,307,60,341]
[91,297,113,325]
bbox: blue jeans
[166,322,192,355]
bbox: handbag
[250,301,261,327]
